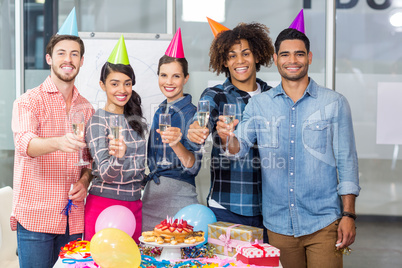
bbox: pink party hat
[289,9,305,34]
[165,28,185,58]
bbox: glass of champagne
[71,111,90,166]
[220,103,236,157]
[195,100,210,154]
[157,113,172,165]
[110,115,123,164]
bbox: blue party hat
[57,7,78,36]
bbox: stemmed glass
[109,114,123,164]
[71,111,90,166]
[157,113,172,165]
[220,104,236,157]
[195,100,210,154]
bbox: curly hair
[209,22,275,77]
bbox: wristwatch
[342,211,357,220]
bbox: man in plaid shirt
[11,32,94,267]
[188,22,275,242]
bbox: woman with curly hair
[188,22,275,242]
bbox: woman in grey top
[84,37,147,243]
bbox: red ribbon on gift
[252,243,267,257]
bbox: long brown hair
[100,62,147,137]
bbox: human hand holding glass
[71,111,90,166]
[157,113,172,165]
[220,104,236,157]
[195,100,210,154]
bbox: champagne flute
[157,113,172,165]
[195,100,210,154]
[71,111,90,166]
[220,104,236,157]
[109,115,123,164]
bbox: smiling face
[158,61,189,102]
[274,39,312,82]
[101,71,133,114]
[224,39,258,90]
[46,40,83,83]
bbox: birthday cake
[141,216,204,245]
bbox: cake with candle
[141,216,204,244]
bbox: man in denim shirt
[188,23,275,242]
[218,28,360,268]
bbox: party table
[53,232,282,267]
[54,253,282,268]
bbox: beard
[52,64,79,82]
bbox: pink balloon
[95,205,136,237]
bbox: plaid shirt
[11,76,94,234]
[85,109,146,201]
[196,78,271,216]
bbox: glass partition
[336,1,402,216]
[3,1,400,216]
[0,0,16,187]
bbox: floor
[343,159,402,268]
[343,217,402,268]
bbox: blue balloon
[174,204,217,243]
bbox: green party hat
[107,35,130,65]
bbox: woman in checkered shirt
[84,60,147,243]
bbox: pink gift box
[236,243,280,266]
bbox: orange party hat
[207,17,230,37]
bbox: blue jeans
[209,206,269,243]
[17,221,82,268]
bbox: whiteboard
[76,34,171,126]
[376,82,402,145]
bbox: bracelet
[342,211,357,220]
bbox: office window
[0,0,16,187]
[336,1,402,216]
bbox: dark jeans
[17,221,82,268]
[209,206,269,243]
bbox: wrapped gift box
[207,221,263,256]
[236,243,280,266]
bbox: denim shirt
[147,94,201,186]
[235,78,360,237]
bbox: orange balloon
[90,228,141,268]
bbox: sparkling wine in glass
[72,111,90,166]
[109,114,123,164]
[157,113,172,165]
[220,103,236,157]
[195,100,209,154]
[110,115,122,141]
